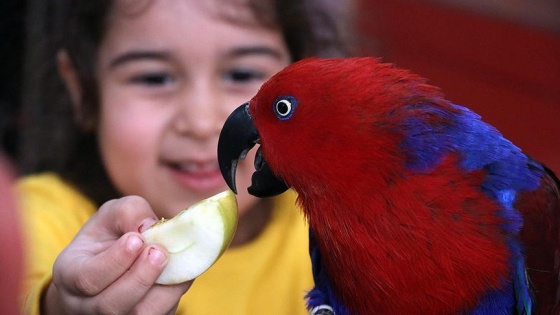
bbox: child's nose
[171,83,224,139]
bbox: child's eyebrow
[107,46,285,70]
[226,46,285,60]
[108,50,170,69]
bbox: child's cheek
[97,96,168,193]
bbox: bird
[217,57,560,314]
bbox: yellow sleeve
[177,190,314,315]
[17,173,96,315]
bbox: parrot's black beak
[218,102,289,198]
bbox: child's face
[95,0,290,218]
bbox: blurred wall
[357,0,560,174]
[0,0,26,162]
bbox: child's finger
[61,232,146,296]
[55,196,160,297]
[87,195,158,240]
[90,245,170,314]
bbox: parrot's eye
[273,96,298,120]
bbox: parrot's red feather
[517,168,560,313]
[298,155,511,313]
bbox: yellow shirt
[19,173,313,314]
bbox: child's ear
[57,50,95,131]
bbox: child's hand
[43,196,192,315]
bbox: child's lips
[165,160,226,192]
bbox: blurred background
[1,0,559,174]
[0,0,25,164]
[355,0,560,174]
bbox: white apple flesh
[142,190,238,284]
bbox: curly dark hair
[20,0,353,205]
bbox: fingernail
[148,247,167,267]
[126,235,144,253]
[137,217,159,233]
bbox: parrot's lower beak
[218,102,289,198]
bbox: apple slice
[142,190,238,284]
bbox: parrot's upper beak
[218,102,289,198]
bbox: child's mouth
[166,160,225,192]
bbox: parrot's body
[218,57,560,314]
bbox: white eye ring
[273,95,298,120]
[310,305,335,315]
[275,99,292,117]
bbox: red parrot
[217,57,560,314]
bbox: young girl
[19,0,352,314]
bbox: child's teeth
[177,162,218,172]
[178,163,198,172]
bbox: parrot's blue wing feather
[306,229,350,315]
[514,260,532,315]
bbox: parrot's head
[218,57,448,198]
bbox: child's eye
[224,69,265,84]
[130,72,175,86]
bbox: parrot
[217,57,560,314]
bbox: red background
[357,0,560,174]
